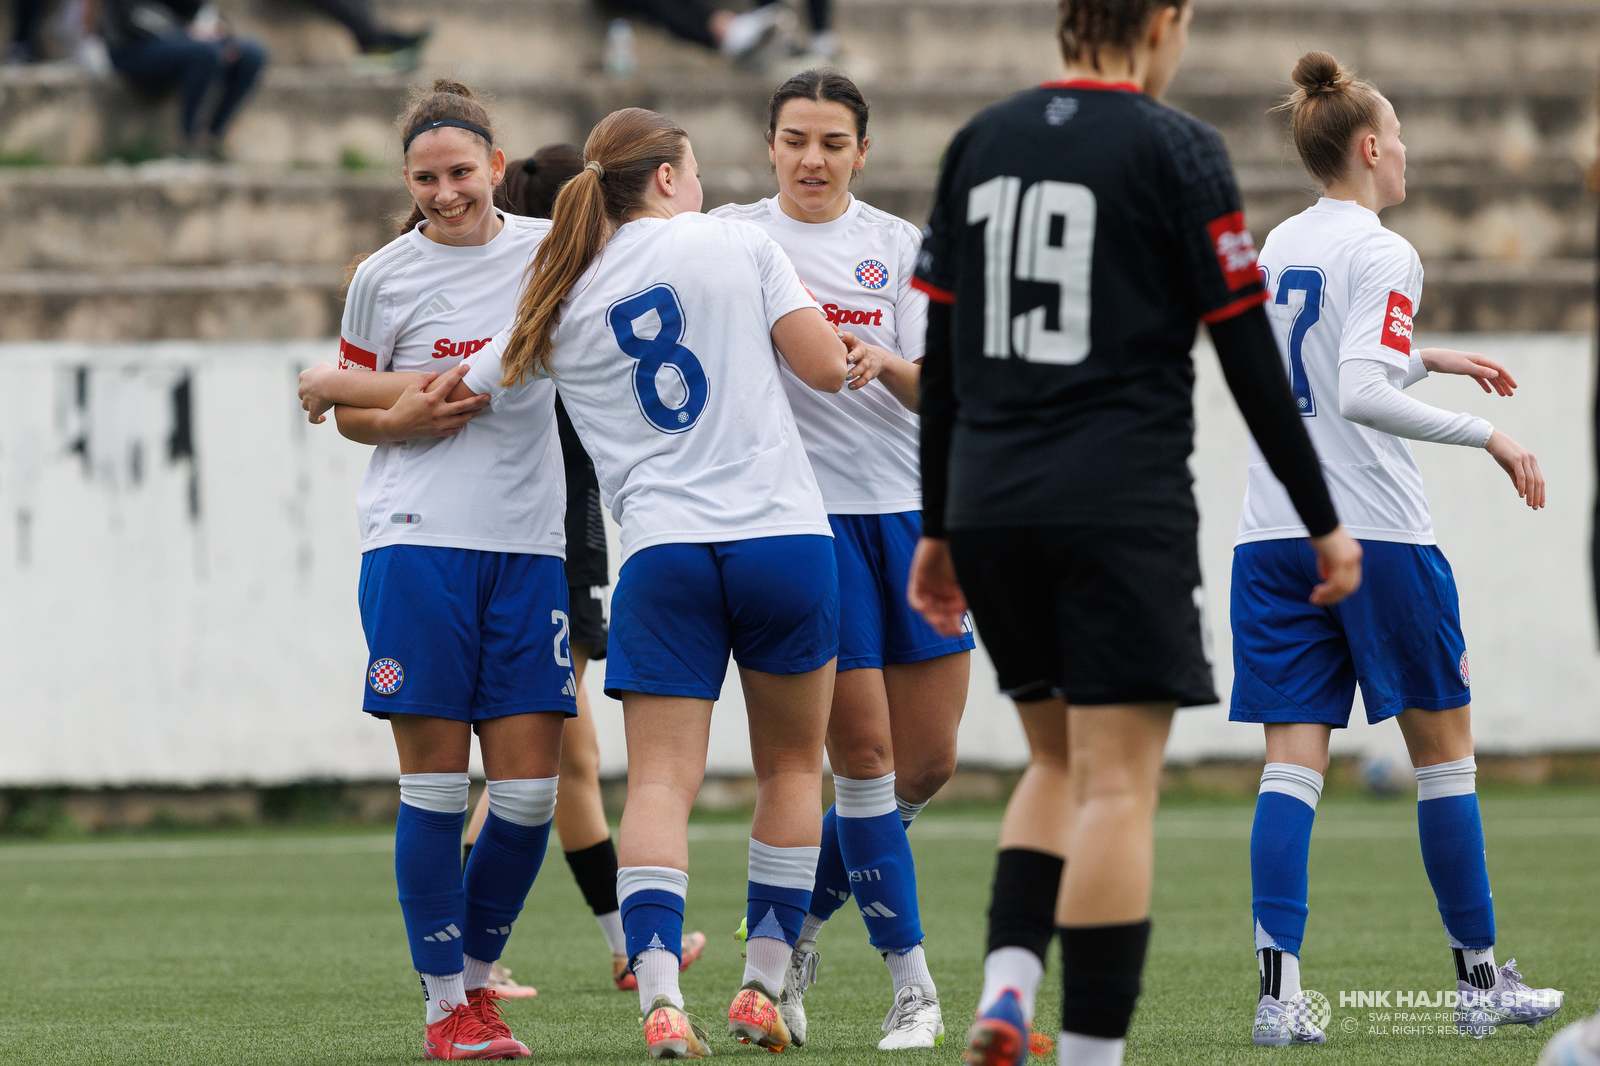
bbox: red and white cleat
[729,980,791,1053]
[467,988,531,1058]
[423,1000,528,1060]
[644,995,712,1059]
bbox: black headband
[403,119,492,153]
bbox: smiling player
[710,70,973,1051]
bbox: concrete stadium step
[215,0,1600,85]
[5,163,1591,271]
[3,65,1592,175]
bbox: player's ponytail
[501,108,689,388]
[1279,51,1384,186]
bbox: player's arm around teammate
[1232,53,1560,1047]
[707,70,968,1049]
[906,5,1361,1063]
[450,107,849,1058]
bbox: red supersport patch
[338,337,377,371]
[1381,291,1415,354]
[1206,211,1261,292]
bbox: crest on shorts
[1458,651,1470,685]
[855,259,889,290]
[369,657,404,695]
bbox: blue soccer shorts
[358,545,577,721]
[604,534,839,700]
[1229,538,1471,727]
[830,512,974,672]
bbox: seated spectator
[101,0,267,159]
[294,0,430,74]
[601,0,794,64]
[6,0,48,62]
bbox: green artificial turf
[0,793,1594,1064]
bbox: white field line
[1,817,1595,863]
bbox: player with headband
[710,68,972,1052]
[451,107,852,1059]
[1234,51,1562,1046]
[296,79,567,1061]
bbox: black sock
[1454,948,1496,991]
[461,841,473,873]
[1060,920,1152,1039]
[1259,948,1282,1000]
[986,848,1065,962]
[564,837,620,915]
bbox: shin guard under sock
[395,774,470,977]
[1416,757,1496,951]
[619,866,687,1011]
[807,804,853,923]
[1059,921,1151,1040]
[1251,763,1322,958]
[834,774,924,952]
[462,808,552,964]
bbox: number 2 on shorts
[607,284,709,434]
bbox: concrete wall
[1,335,1595,787]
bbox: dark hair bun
[431,78,475,99]
[1292,51,1348,96]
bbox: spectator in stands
[602,0,795,63]
[100,0,267,159]
[295,0,430,73]
[6,0,48,61]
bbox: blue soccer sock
[461,778,557,976]
[745,838,819,992]
[395,773,470,1020]
[1250,763,1323,963]
[806,804,853,930]
[619,865,688,1012]
[1415,757,1496,957]
[834,773,925,954]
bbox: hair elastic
[585,160,606,178]
[403,119,492,153]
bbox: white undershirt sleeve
[1338,358,1493,448]
[1403,352,1428,389]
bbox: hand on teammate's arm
[1418,348,1517,396]
[771,306,849,392]
[299,362,481,423]
[324,363,490,444]
[840,332,920,409]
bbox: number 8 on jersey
[608,284,709,434]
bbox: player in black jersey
[905,2,1364,1063]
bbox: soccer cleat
[614,954,638,992]
[1252,994,1327,1046]
[680,931,708,971]
[879,984,945,1050]
[779,948,819,1047]
[964,988,1027,1066]
[729,979,791,1052]
[423,999,528,1060]
[466,988,531,1057]
[1455,959,1564,1037]
[644,995,712,1059]
[1537,1010,1600,1066]
[485,961,537,999]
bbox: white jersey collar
[1310,196,1381,227]
[407,209,514,258]
[763,192,863,237]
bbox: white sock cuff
[834,773,898,818]
[1416,756,1476,801]
[748,838,821,890]
[617,865,688,904]
[1259,762,1325,810]
[896,795,929,824]
[485,776,558,826]
[399,772,471,814]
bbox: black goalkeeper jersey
[914,81,1270,532]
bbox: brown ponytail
[1278,51,1384,186]
[500,108,689,388]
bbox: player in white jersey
[709,70,972,1051]
[293,81,571,1061]
[454,107,851,1059]
[1231,53,1562,1046]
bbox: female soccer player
[297,80,571,1061]
[1233,51,1562,1045]
[454,107,851,1059]
[710,69,972,1051]
[905,4,1365,1064]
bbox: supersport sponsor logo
[338,337,377,370]
[432,337,492,359]
[822,303,884,327]
[1381,291,1414,354]
[1206,210,1261,291]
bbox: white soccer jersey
[1238,197,1435,545]
[462,212,831,563]
[709,195,926,513]
[339,213,566,557]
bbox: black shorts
[569,583,609,660]
[947,525,1216,707]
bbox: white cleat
[878,984,944,1050]
[1252,994,1327,1046]
[780,947,818,1047]
[1538,1010,1600,1066]
[1456,959,1564,1038]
